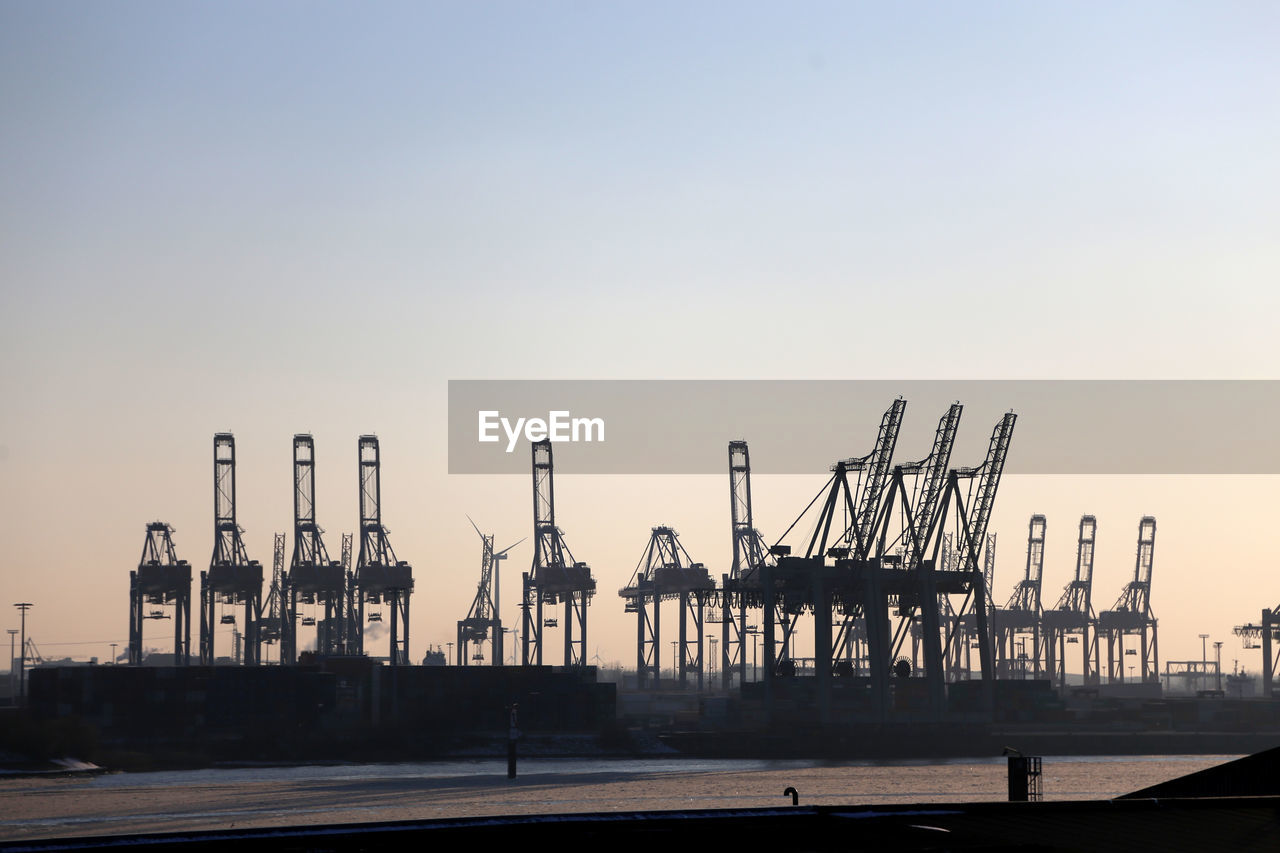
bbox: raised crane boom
[522,439,595,667]
[1005,515,1046,612]
[1110,516,1157,616]
[837,398,906,559]
[956,412,1017,570]
[902,403,963,566]
[1054,515,1097,615]
[286,435,346,660]
[201,433,263,665]
[729,441,770,580]
[354,435,413,665]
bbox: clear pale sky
[1,3,1277,674]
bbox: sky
[1,2,1277,675]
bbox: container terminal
[7,401,1280,768]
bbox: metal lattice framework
[521,439,595,666]
[620,526,715,689]
[458,517,521,666]
[260,532,286,652]
[354,436,413,665]
[1097,517,1159,683]
[200,433,263,665]
[129,522,192,665]
[284,435,346,662]
[1044,515,1100,690]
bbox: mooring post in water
[507,702,519,779]
[1004,747,1043,802]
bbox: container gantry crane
[128,522,192,665]
[763,398,907,690]
[1233,605,1280,697]
[457,517,522,666]
[285,435,347,662]
[620,526,715,689]
[993,515,1047,679]
[353,436,414,665]
[720,440,773,688]
[200,434,264,665]
[1097,517,1159,683]
[521,439,596,667]
[1043,515,1100,691]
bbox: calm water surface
[0,755,1240,841]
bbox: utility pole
[6,630,16,698]
[14,604,32,705]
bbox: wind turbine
[457,516,524,665]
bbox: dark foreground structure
[25,662,615,765]
[4,797,1278,852]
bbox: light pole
[1214,641,1223,693]
[1199,633,1209,693]
[671,640,678,680]
[13,604,32,706]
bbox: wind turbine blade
[495,537,527,557]
[466,515,486,541]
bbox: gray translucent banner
[448,380,1279,475]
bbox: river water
[0,754,1237,842]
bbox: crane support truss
[949,532,997,679]
[200,434,264,665]
[354,436,413,665]
[521,440,596,667]
[458,518,521,666]
[285,435,346,662]
[992,515,1046,679]
[129,522,192,665]
[620,526,716,689]
[1098,517,1159,683]
[1044,515,1100,691]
